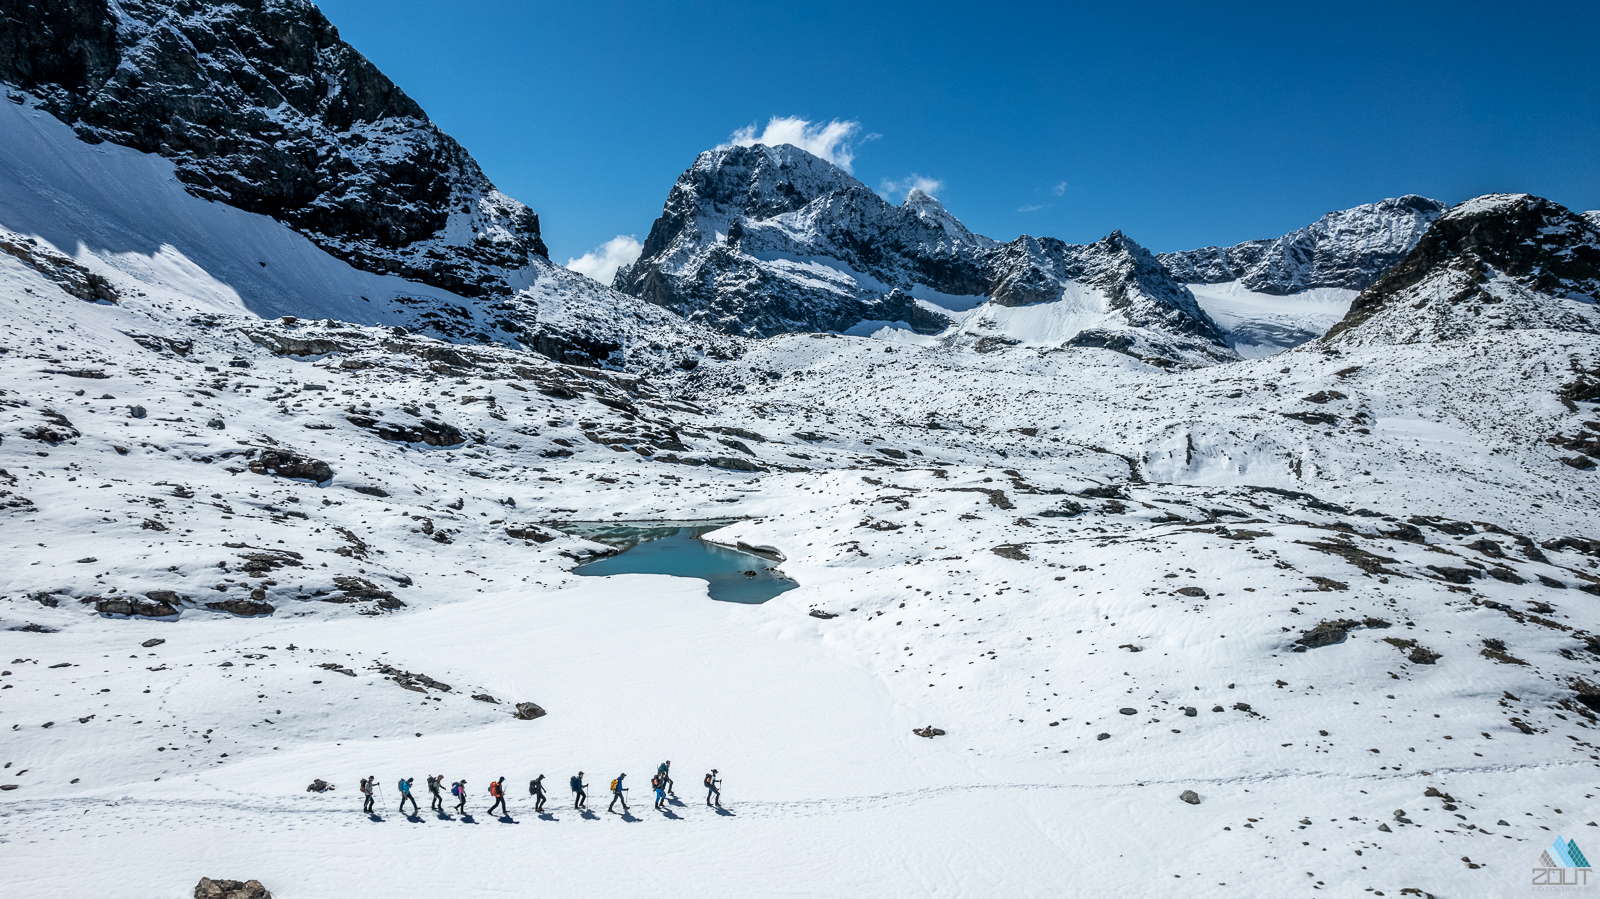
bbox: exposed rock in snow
[618,143,1232,364]
[1325,193,1600,346]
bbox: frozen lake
[564,520,798,604]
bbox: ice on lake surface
[563,520,797,604]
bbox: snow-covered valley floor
[3,100,1600,898]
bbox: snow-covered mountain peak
[901,188,970,239]
[618,144,1229,362]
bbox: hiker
[427,775,444,812]
[398,777,419,815]
[488,777,508,817]
[652,772,666,810]
[529,774,547,813]
[657,760,675,797]
[360,776,375,814]
[451,779,467,815]
[607,773,629,814]
[704,769,721,808]
[571,772,588,809]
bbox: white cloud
[565,235,643,286]
[720,116,862,171]
[880,174,944,201]
[1018,203,1047,213]
[1052,181,1068,196]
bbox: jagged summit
[0,0,547,298]
[1161,195,1446,294]
[618,142,1231,363]
[1324,193,1600,345]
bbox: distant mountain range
[3,0,1596,369]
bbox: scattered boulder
[87,593,180,618]
[248,450,332,484]
[1383,637,1442,665]
[140,638,165,648]
[912,726,946,738]
[194,878,271,899]
[305,779,331,793]
[370,418,467,447]
[205,599,274,617]
[374,664,450,692]
[1177,587,1207,597]
[992,544,1030,561]
[1097,732,1110,740]
[1119,707,1137,715]
[514,702,547,720]
[472,693,500,704]
[1179,790,1202,805]
[808,609,838,619]
[1038,500,1085,518]
[504,524,557,543]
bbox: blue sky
[317,0,1600,272]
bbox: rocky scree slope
[616,143,1232,364]
[0,0,546,299]
[1324,194,1600,347]
[1160,195,1446,294]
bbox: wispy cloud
[1052,181,1068,196]
[565,235,643,286]
[880,174,944,202]
[720,116,862,171]
[1018,203,1047,213]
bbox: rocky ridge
[1160,195,1447,294]
[0,0,546,299]
[1324,193,1600,346]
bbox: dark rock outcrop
[248,449,333,483]
[193,877,271,899]
[1,0,547,297]
[513,702,547,720]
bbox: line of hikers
[358,761,723,817]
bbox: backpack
[704,774,714,787]
[360,778,370,793]
[570,776,582,792]
[609,778,620,792]
[530,779,542,795]
[451,783,462,797]
[398,779,407,793]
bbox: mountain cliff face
[1323,194,1600,346]
[1160,195,1446,294]
[617,143,1231,363]
[0,0,548,298]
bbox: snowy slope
[618,143,1233,364]
[0,95,738,372]
[3,179,1600,897]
